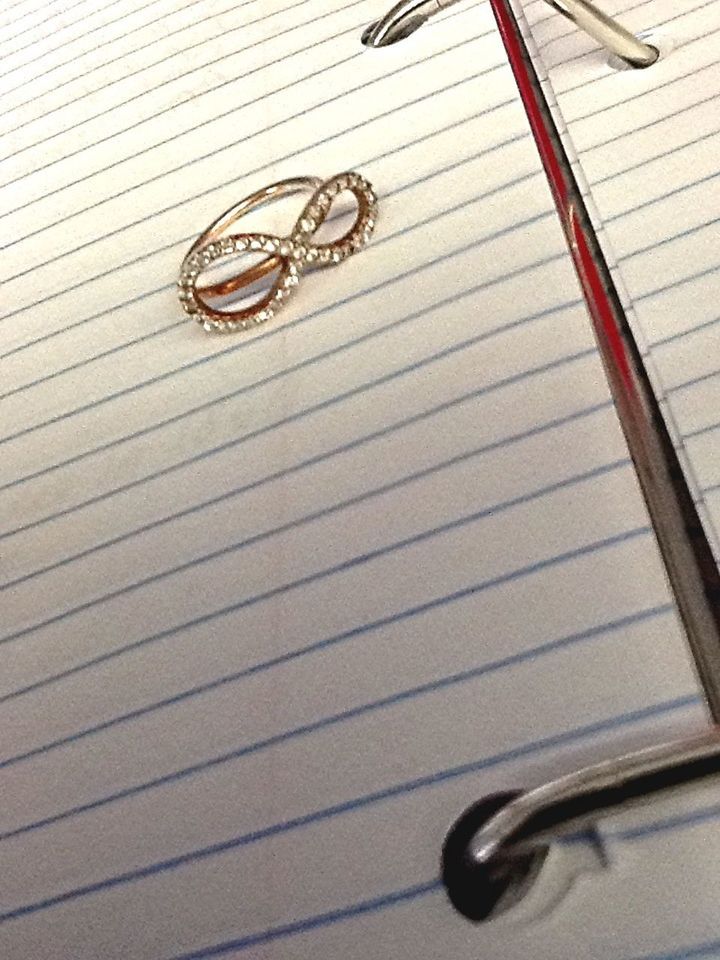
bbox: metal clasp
[442,729,720,921]
[363,0,658,68]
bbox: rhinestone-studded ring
[178,173,377,333]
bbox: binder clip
[363,0,659,67]
[442,729,720,921]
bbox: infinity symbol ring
[178,172,377,333]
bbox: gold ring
[178,172,377,333]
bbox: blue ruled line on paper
[675,415,709,446]
[1,0,264,120]
[532,0,646,53]
[0,0,203,103]
[0,0,93,48]
[1,366,605,594]
[164,810,720,960]
[1,0,716,954]
[0,97,523,401]
[667,368,719,396]
[560,0,718,93]
[0,0,71,28]
[654,315,720,349]
[629,939,720,960]
[0,0,133,61]
[0,40,362,200]
[0,454,631,648]
[621,214,720,264]
[0,369,606,599]
[0,207,557,499]
[0,603,673,841]
[2,112,712,415]
[164,845,720,960]
[1,103,528,344]
[4,31,710,281]
[591,124,720,190]
[164,880,444,960]
[555,2,720,93]
[1,0,356,166]
[614,800,720,845]
[4,49,716,394]
[577,46,720,144]
[0,12,479,212]
[0,245,566,549]
[0,525,649,706]
[0,695,701,927]
[607,172,720,229]
[637,262,720,306]
[1,34,498,273]
[0,240,560,539]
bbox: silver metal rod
[363,0,658,67]
[440,7,720,920]
[363,0,458,47]
[440,729,720,921]
[546,0,657,66]
[442,727,720,922]
[471,729,720,870]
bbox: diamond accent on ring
[179,172,377,333]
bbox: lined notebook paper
[513,0,720,560]
[0,0,716,957]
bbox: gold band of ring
[178,172,377,334]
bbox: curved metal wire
[363,0,658,67]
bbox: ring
[178,172,377,333]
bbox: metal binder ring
[442,728,720,922]
[363,0,658,68]
[178,173,377,333]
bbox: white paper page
[513,0,720,559]
[0,1,712,957]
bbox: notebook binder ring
[363,0,659,67]
[442,728,720,922]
